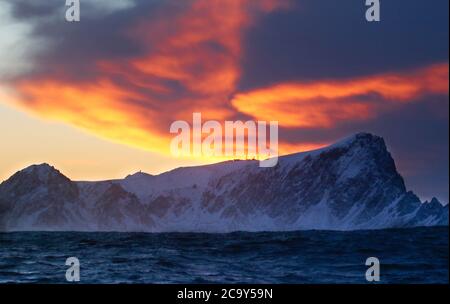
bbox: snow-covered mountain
[0,133,447,232]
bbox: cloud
[2,1,449,159]
[83,0,136,15]
[8,0,290,155]
[9,0,136,19]
[0,1,50,78]
[239,0,449,89]
[5,0,448,159]
[231,63,449,128]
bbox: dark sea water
[0,226,448,284]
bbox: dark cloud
[10,0,60,19]
[7,0,159,81]
[239,0,449,90]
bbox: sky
[0,0,448,202]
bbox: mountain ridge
[0,133,448,232]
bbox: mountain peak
[22,163,56,173]
[125,171,153,180]
[0,163,76,206]
[427,197,443,207]
[330,132,385,150]
[281,132,388,167]
[20,163,61,177]
[15,163,68,184]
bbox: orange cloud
[9,0,289,157]
[112,0,291,123]
[6,0,448,163]
[231,63,449,128]
[16,79,170,150]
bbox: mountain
[0,133,447,232]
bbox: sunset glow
[0,0,448,201]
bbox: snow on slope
[0,133,447,232]
[119,159,255,200]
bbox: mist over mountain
[0,133,447,232]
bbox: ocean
[0,226,448,284]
